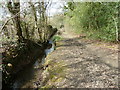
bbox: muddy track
[44,31,119,88]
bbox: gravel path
[45,31,119,88]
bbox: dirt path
[43,30,119,88]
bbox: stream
[12,40,55,89]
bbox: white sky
[0,0,65,21]
[48,1,65,16]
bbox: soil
[44,30,119,88]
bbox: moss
[40,59,66,88]
[39,85,52,90]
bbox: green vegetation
[52,35,62,42]
[64,2,119,42]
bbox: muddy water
[12,41,54,89]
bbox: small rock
[7,63,12,67]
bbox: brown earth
[43,30,119,88]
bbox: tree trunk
[7,1,24,42]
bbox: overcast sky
[0,0,65,21]
[48,1,65,16]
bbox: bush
[64,2,118,42]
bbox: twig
[0,4,32,31]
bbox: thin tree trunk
[113,17,118,41]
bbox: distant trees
[64,2,119,42]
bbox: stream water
[12,40,54,89]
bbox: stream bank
[12,40,55,89]
[2,39,55,89]
[2,25,57,89]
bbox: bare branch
[0,4,32,31]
